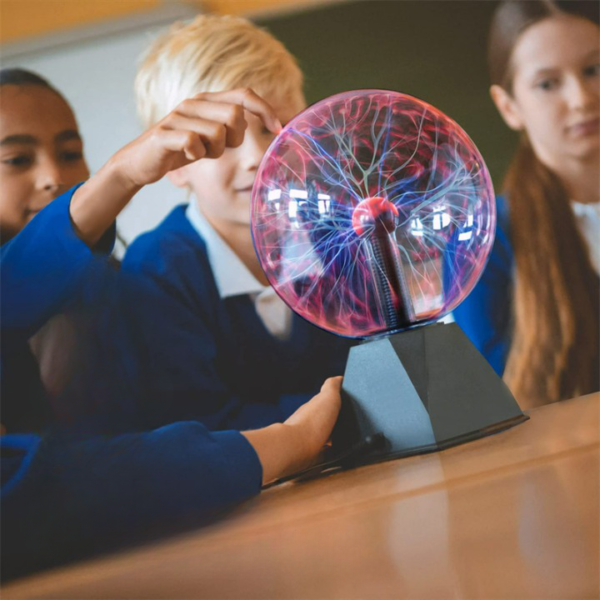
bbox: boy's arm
[1,424,260,580]
[70,89,282,247]
[1,89,280,345]
[242,377,342,484]
[1,378,341,579]
[0,187,109,345]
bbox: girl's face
[0,85,90,243]
[492,15,600,172]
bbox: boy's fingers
[236,89,283,134]
[196,88,283,135]
[171,100,248,148]
[303,376,342,420]
[316,377,342,418]
[161,115,228,159]
[159,128,207,163]
[320,376,343,395]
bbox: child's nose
[36,157,64,192]
[568,75,598,111]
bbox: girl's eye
[583,63,600,78]
[60,150,84,162]
[536,78,559,91]
[2,155,33,167]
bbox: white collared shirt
[571,200,600,276]
[186,201,292,340]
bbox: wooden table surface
[5,393,599,600]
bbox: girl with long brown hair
[453,0,599,409]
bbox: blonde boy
[118,15,351,430]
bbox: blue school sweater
[1,186,115,432]
[116,204,353,432]
[1,187,262,580]
[452,196,513,376]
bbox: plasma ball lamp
[251,89,495,338]
[251,90,527,468]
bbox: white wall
[2,10,197,254]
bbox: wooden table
[5,393,599,599]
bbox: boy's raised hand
[70,89,281,246]
[113,88,283,188]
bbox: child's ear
[490,84,524,132]
[167,166,190,188]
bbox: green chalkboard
[259,0,518,189]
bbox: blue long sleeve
[1,185,96,346]
[1,189,263,581]
[1,424,261,580]
[1,185,117,431]
[452,196,514,376]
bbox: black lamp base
[332,322,528,465]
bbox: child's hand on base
[242,377,343,485]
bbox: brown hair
[488,0,600,406]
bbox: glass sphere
[251,90,496,338]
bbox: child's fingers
[313,376,343,413]
[314,376,343,421]
[292,379,342,455]
[170,100,248,149]
[162,114,229,159]
[195,88,283,135]
[285,376,342,428]
[158,128,207,163]
[320,375,343,395]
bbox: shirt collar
[186,201,266,299]
[571,200,600,219]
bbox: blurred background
[1,0,514,249]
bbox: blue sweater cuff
[212,430,263,496]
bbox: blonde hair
[135,14,304,127]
